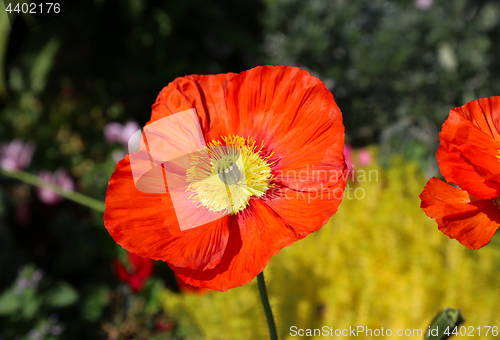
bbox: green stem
[0,169,105,213]
[257,271,278,340]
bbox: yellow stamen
[185,135,274,214]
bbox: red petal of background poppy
[128,252,155,280]
[452,96,500,141]
[104,154,230,271]
[128,276,145,293]
[173,198,300,291]
[224,66,345,190]
[420,177,500,249]
[112,259,130,282]
[438,108,500,199]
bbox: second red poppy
[420,96,500,249]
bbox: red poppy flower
[104,65,346,291]
[420,96,500,249]
[113,251,155,292]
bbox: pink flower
[358,148,372,166]
[103,122,122,144]
[344,145,354,172]
[36,169,75,205]
[104,121,140,148]
[111,149,126,164]
[344,145,373,182]
[0,140,36,171]
[415,0,433,10]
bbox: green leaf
[9,67,24,92]
[45,281,78,308]
[30,38,61,94]
[0,288,20,315]
[81,284,109,322]
[20,288,40,319]
[141,277,163,314]
[154,10,171,37]
[125,0,144,20]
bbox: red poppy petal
[452,96,500,141]
[438,97,500,199]
[224,66,345,189]
[172,198,299,291]
[273,152,346,192]
[263,184,345,236]
[147,66,345,192]
[176,275,208,295]
[420,177,500,249]
[163,214,231,271]
[438,110,500,199]
[148,72,236,142]
[104,154,230,271]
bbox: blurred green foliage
[0,264,77,339]
[261,0,500,170]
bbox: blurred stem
[257,271,278,340]
[0,169,105,213]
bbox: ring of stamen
[186,135,274,214]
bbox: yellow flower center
[185,135,274,215]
